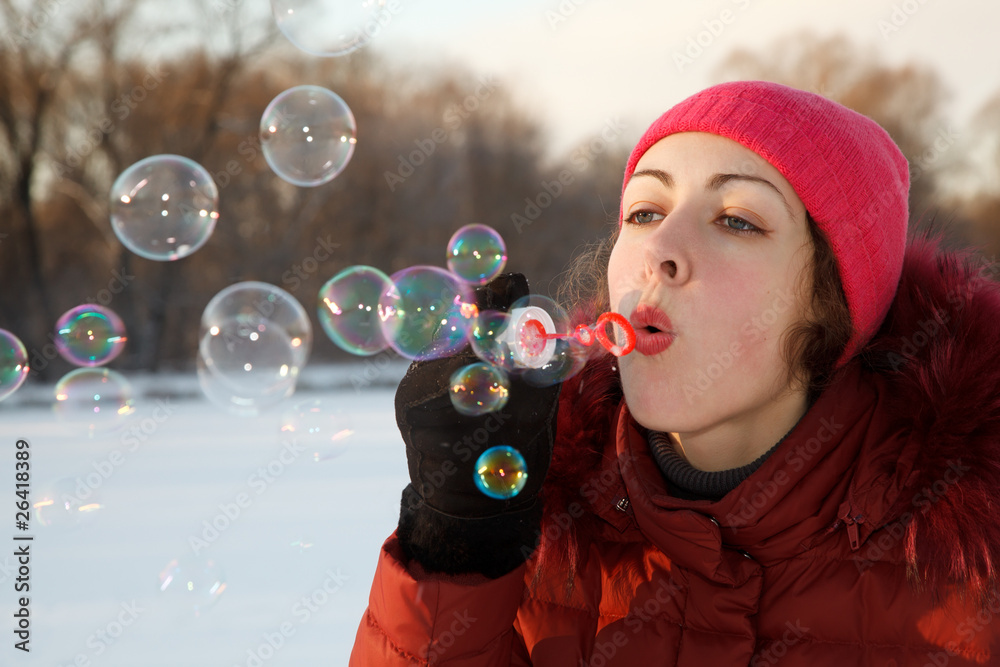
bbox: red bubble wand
[520,312,635,358]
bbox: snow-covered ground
[0,361,411,666]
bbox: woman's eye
[625,210,664,225]
[721,215,764,236]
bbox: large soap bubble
[270,0,389,57]
[110,155,219,261]
[317,265,392,355]
[0,329,29,401]
[378,266,475,361]
[260,85,357,187]
[198,282,312,416]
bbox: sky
[365,0,1000,159]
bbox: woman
[351,81,1000,665]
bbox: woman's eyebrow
[628,169,794,220]
[708,173,793,219]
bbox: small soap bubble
[474,446,528,500]
[378,266,475,361]
[199,282,312,416]
[54,304,127,367]
[318,265,392,356]
[270,0,388,57]
[279,398,354,462]
[468,310,516,370]
[260,85,357,187]
[450,362,509,416]
[53,368,136,438]
[110,154,219,261]
[446,224,507,285]
[158,556,226,618]
[0,329,29,402]
[33,478,103,530]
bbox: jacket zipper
[837,501,865,551]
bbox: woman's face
[608,132,814,470]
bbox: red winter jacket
[351,237,1000,666]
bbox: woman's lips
[631,304,676,356]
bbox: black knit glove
[395,273,562,578]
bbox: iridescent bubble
[33,477,103,530]
[447,224,508,285]
[318,265,392,356]
[0,329,29,401]
[279,398,355,462]
[450,362,509,416]
[158,556,226,618]
[474,445,528,500]
[199,282,312,416]
[110,154,219,261]
[378,266,475,361]
[507,295,587,387]
[260,85,357,187]
[54,304,127,367]
[270,0,389,57]
[53,368,136,438]
[468,310,515,371]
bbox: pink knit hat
[622,80,909,368]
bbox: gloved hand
[395,273,562,578]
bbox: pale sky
[368,0,1000,160]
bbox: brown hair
[555,215,852,405]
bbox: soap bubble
[280,398,355,462]
[447,224,507,285]
[110,154,219,261]
[378,266,475,361]
[33,478,102,530]
[54,304,127,367]
[468,310,515,371]
[198,282,312,416]
[474,445,528,500]
[53,368,136,438]
[508,294,587,387]
[318,265,392,355]
[158,556,226,618]
[260,85,357,187]
[0,329,29,401]
[449,362,509,416]
[270,0,389,57]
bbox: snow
[0,361,411,666]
